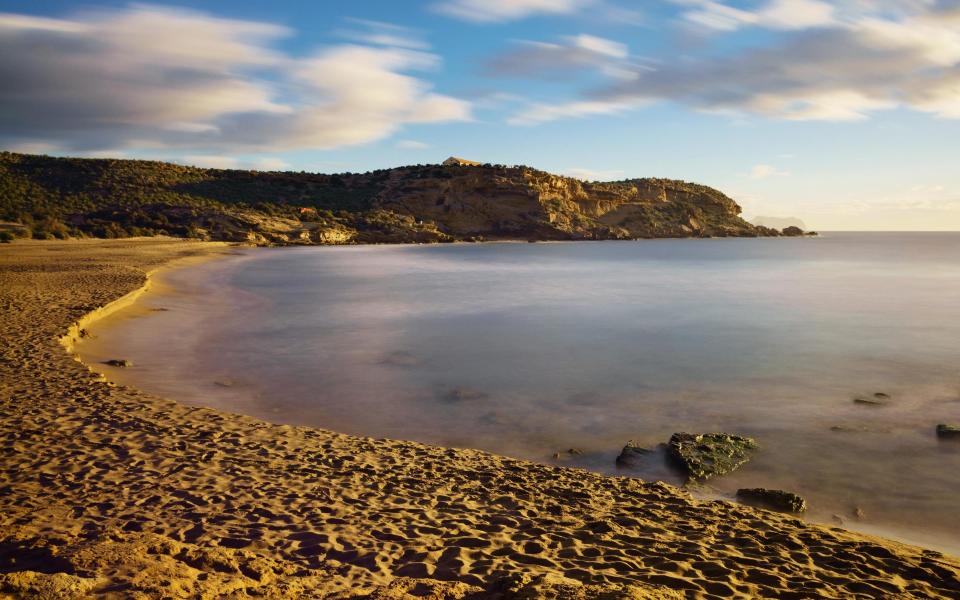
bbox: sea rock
[736,488,807,513]
[616,441,654,468]
[936,424,960,439]
[667,432,758,481]
[781,226,805,236]
[104,359,132,368]
[853,396,886,406]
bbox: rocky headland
[0,152,807,246]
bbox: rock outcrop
[736,488,808,513]
[667,432,758,481]
[615,440,656,469]
[936,424,960,439]
[750,216,807,230]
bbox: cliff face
[0,153,776,244]
[375,165,766,241]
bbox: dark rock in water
[873,392,890,399]
[614,442,685,485]
[936,424,960,439]
[104,359,132,368]
[854,396,886,406]
[830,425,865,433]
[737,488,807,513]
[567,448,583,456]
[667,432,758,481]
[781,226,805,236]
[616,441,653,468]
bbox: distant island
[0,152,812,245]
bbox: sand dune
[1,238,958,598]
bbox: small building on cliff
[442,156,482,166]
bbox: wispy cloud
[675,0,836,32]
[487,34,633,79]
[434,0,591,23]
[0,6,470,153]
[336,18,429,50]
[508,99,643,126]
[749,164,790,179]
[507,3,960,124]
[395,139,430,149]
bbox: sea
[77,233,960,553]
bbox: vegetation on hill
[0,152,785,244]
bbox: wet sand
[1,238,959,599]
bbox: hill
[0,152,783,244]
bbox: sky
[1,1,959,230]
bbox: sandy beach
[2,238,959,599]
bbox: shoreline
[76,240,960,558]
[2,238,959,598]
[59,245,238,356]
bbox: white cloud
[572,34,628,58]
[512,3,960,124]
[0,6,470,153]
[676,0,836,32]
[396,139,430,149]
[337,19,429,50]
[487,34,631,79]
[434,0,591,23]
[760,0,835,29]
[748,164,790,179]
[679,0,758,31]
[508,99,643,125]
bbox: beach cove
[2,238,960,599]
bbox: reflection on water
[78,234,960,554]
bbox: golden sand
[1,238,958,599]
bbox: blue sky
[1,1,959,229]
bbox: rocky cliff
[0,153,781,244]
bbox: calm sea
[79,233,960,553]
